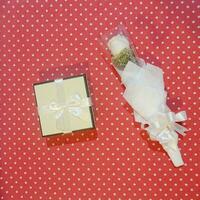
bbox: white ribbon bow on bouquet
[121,61,188,167]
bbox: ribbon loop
[175,111,187,122]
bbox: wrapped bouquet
[101,25,188,167]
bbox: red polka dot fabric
[0,1,199,199]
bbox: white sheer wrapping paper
[120,61,187,167]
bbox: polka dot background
[0,0,199,199]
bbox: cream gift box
[34,74,95,137]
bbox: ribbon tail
[174,123,188,136]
